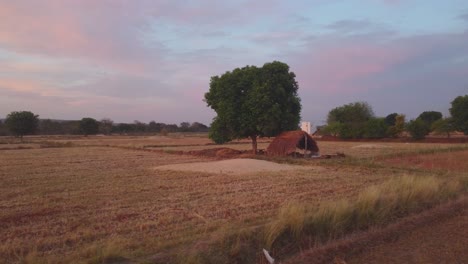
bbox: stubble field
[0,135,467,263]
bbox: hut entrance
[266,130,319,157]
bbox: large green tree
[417,111,442,130]
[205,61,301,154]
[450,95,468,135]
[326,102,374,139]
[79,117,99,136]
[4,111,39,140]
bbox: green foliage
[364,117,389,139]
[417,111,442,130]
[327,101,374,124]
[387,114,406,138]
[431,118,455,138]
[79,117,99,136]
[321,122,343,137]
[450,95,468,135]
[205,61,301,153]
[326,102,374,139]
[5,111,39,139]
[384,113,398,126]
[407,119,430,140]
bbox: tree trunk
[251,135,257,155]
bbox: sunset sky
[1,0,467,126]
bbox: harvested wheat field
[382,150,468,172]
[155,158,324,174]
[1,135,467,263]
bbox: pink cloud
[0,1,161,76]
[292,39,408,93]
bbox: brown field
[0,134,467,263]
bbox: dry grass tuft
[186,175,465,263]
[264,175,463,261]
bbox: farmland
[0,134,467,263]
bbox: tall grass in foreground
[184,175,465,263]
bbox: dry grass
[1,135,467,263]
[0,144,395,263]
[184,176,464,263]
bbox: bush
[364,118,389,138]
[407,119,430,140]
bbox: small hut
[266,130,319,156]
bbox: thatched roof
[266,130,319,156]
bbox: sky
[1,0,467,126]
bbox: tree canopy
[326,102,374,138]
[384,113,398,126]
[204,61,301,154]
[79,117,99,136]
[450,95,468,135]
[417,111,442,129]
[5,111,39,140]
[431,118,454,138]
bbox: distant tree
[417,111,442,130]
[326,102,374,139]
[133,120,147,133]
[321,122,343,137]
[387,114,406,138]
[116,123,133,134]
[384,113,398,126]
[79,118,99,136]
[189,122,209,132]
[364,117,389,139]
[431,118,455,138]
[5,111,39,141]
[39,119,64,135]
[450,95,468,135]
[99,118,114,135]
[179,122,191,132]
[148,121,165,133]
[62,120,81,135]
[164,124,179,133]
[205,61,301,154]
[407,119,430,140]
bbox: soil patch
[382,150,468,172]
[154,158,323,175]
[351,144,392,149]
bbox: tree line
[0,114,209,138]
[321,95,468,140]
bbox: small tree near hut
[205,61,301,154]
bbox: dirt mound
[154,158,322,175]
